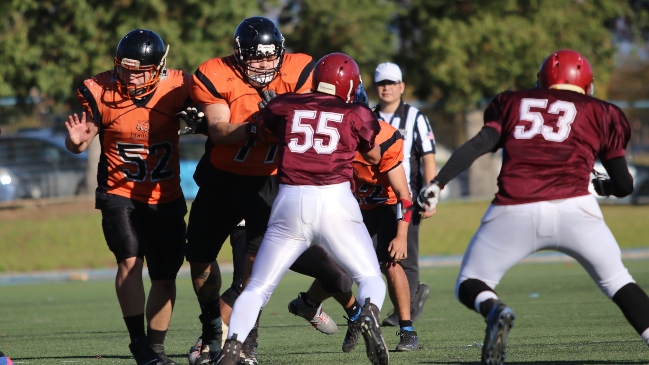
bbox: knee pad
[457,278,495,311]
[221,283,244,307]
[320,270,353,294]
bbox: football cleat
[215,334,243,365]
[151,344,178,365]
[288,293,338,334]
[358,298,389,365]
[381,310,399,327]
[482,302,516,365]
[342,316,361,353]
[188,337,218,365]
[395,330,420,351]
[128,336,164,365]
[412,283,431,322]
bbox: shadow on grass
[418,362,648,364]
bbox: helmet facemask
[234,36,285,88]
[114,44,169,97]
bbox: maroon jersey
[261,92,380,186]
[485,88,630,205]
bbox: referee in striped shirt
[372,62,437,327]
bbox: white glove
[417,181,441,212]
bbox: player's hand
[258,90,277,110]
[421,206,436,219]
[387,236,407,263]
[65,112,91,146]
[417,180,441,212]
[591,169,612,196]
[177,107,206,135]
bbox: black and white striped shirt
[373,100,436,193]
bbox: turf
[2,261,649,364]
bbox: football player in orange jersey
[186,17,353,365]
[65,29,193,365]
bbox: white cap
[374,62,402,82]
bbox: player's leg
[99,194,162,365]
[287,245,354,334]
[218,185,310,365]
[387,211,425,327]
[186,188,243,363]
[557,195,649,345]
[455,203,538,365]
[318,183,388,365]
[143,198,186,364]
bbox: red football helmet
[537,49,594,95]
[313,53,361,102]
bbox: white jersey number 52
[515,98,576,142]
[288,110,343,154]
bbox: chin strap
[396,199,413,223]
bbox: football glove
[417,180,441,212]
[177,107,206,135]
[353,83,369,106]
[258,90,277,110]
[591,169,612,197]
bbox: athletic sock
[124,314,146,342]
[301,292,320,308]
[199,300,222,350]
[399,320,414,332]
[345,299,362,321]
[147,328,167,351]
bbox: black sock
[124,314,146,342]
[479,298,500,318]
[300,292,320,308]
[612,283,649,335]
[199,301,222,350]
[345,299,362,320]
[398,320,414,331]
[147,328,167,348]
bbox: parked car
[179,134,208,200]
[590,160,649,205]
[0,129,88,201]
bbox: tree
[278,0,398,87]
[0,0,263,109]
[393,0,632,113]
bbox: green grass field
[1,199,649,272]
[2,261,649,364]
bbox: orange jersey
[353,121,404,209]
[78,69,192,204]
[191,53,314,176]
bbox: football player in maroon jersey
[215,53,389,365]
[418,49,649,365]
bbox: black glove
[591,169,612,197]
[258,90,277,110]
[177,107,206,135]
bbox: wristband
[396,199,413,223]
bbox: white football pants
[456,194,635,303]
[228,182,386,342]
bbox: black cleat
[395,330,420,351]
[342,316,361,353]
[412,283,430,322]
[359,298,389,365]
[380,310,399,327]
[215,334,243,365]
[482,302,515,365]
[128,337,164,365]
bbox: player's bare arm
[204,103,249,144]
[387,164,411,262]
[65,111,99,154]
[361,145,382,165]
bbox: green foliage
[279,0,399,86]
[0,0,263,105]
[394,0,632,111]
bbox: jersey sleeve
[282,53,315,94]
[483,92,505,134]
[191,59,227,106]
[378,136,404,173]
[76,74,107,127]
[599,103,631,161]
[413,112,436,155]
[355,106,381,152]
